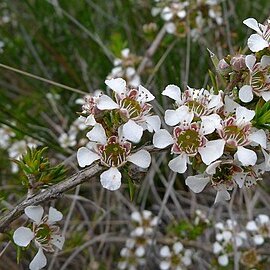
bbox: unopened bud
[230,54,246,71]
[217,59,231,75]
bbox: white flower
[218,254,229,266]
[77,124,151,190]
[58,132,77,148]
[217,106,266,166]
[162,85,223,125]
[108,49,141,87]
[243,18,270,52]
[130,210,158,236]
[153,108,225,174]
[97,78,160,142]
[79,90,107,126]
[186,160,248,203]
[246,214,270,246]
[159,242,192,270]
[239,54,270,102]
[13,205,64,270]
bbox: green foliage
[167,219,209,240]
[13,147,66,190]
[253,100,270,129]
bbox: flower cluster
[213,219,247,267]
[159,242,192,270]
[13,205,65,270]
[212,216,270,268]
[107,48,142,87]
[77,78,160,190]
[153,79,268,202]
[118,210,158,269]
[246,214,270,245]
[151,0,223,39]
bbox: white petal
[153,129,173,148]
[199,139,225,165]
[96,95,119,110]
[236,106,255,124]
[218,254,229,266]
[131,211,142,223]
[168,154,188,173]
[173,242,183,254]
[239,85,253,103]
[233,173,247,188]
[100,167,121,191]
[222,231,232,242]
[29,248,47,270]
[215,222,224,230]
[247,34,269,52]
[122,120,143,143]
[165,22,176,34]
[261,91,270,102]
[177,10,186,19]
[249,129,266,148]
[86,124,107,144]
[160,261,170,270]
[138,85,155,102]
[207,92,223,110]
[178,106,194,124]
[145,115,161,132]
[164,109,182,126]
[105,78,126,96]
[162,84,181,103]
[85,115,96,126]
[48,207,63,224]
[135,246,145,257]
[261,55,270,68]
[253,234,264,245]
[51,234,65,250]
[160,246,171,257]
[243,18,262,34]
[213,242,223,254]
[214,189,230,204]
[127,150,151,169]
[25,205,44,224]
[235,146,257,166]
[245,54,256,71]
[77,147,100,167]
[201,114,221,134]
[161,7,173,21]
[257,214,269,224]
[223,96,239,116]
[121,48,130,58]
[185,175,210,193]
[246,221,258,231]
[13,227,34,247]
[206,160,222,174]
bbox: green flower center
[251,70,267,91]
[176,129,201,154]
[120,98,141,118]
[101,140,128,167]
[35,223,51,244]
[212,164,233,184]
[222,125,248,146]
[186,100,206,117]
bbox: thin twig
[0,163,103,232]
[0,63,87,95]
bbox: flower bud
[230,54,246,71]
[217,59,231,75]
